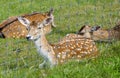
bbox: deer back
[59,33,84,42]
[52,38,98,64]
[110,22,120,40]
[77,25,111,41]
[92,24,120,41]
[0,9,55,38]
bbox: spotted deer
[60,25,100,42]
[78,24,120,41]
[18,17,99,68]
[0,8,55,38]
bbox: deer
[0,8,56,38]
[77,25,109,41]
[18,17,99,68]
[59,25,100,42]
[76,23,120,42]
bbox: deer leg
[49,57,57,68]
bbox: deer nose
[26,35,31,40]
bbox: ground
[0,0,120,78]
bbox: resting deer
[60,25,100,42]
[77,25,106,41]
[18,17,99,68]
[0,8,55,38]
[77,24,120,41]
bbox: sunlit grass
[0,0,120,78]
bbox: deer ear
[38,18,52,28]
[78,25,86,33]
[95,26,101,30]
[17,16,30,28]
[43,17,53,26]
[47,8,54,16]
[90,26,101,32]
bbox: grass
[0,0,120,78]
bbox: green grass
[0,0,120,78]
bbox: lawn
[0,0,120,78]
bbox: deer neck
[34,34,57,66]
[34,34,52,60]
[34,34,49,48]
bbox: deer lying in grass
[60,25,100,42]
[0,9,55,38]
[18,17,99,68]
[78,23,120,41]
[77,25,111,41]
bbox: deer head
[18,16,53,41]
[77,25,111,41]
[78,25,100,35]
[77,25,100,39]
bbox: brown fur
[0,11,54,38]
[52,38,98,64]
[77,24,120,41]
[18,17,99,67]
[60,25,94,42]
[92,26,120,41]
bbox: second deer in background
[78,22,120,41]
[0,8,56,38]
[60,25,100,42]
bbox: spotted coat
[18,16,99,67]
[0,9,55,38]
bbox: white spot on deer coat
[57,54,60,58]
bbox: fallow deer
[77,25,108,41]
[60,25,100,42]
[0,8,55,38]
[18,17,99,68]
[77,23,120,41]
[107,21,120,40]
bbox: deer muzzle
[26,35,31,40]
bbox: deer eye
[38,27,41,29]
